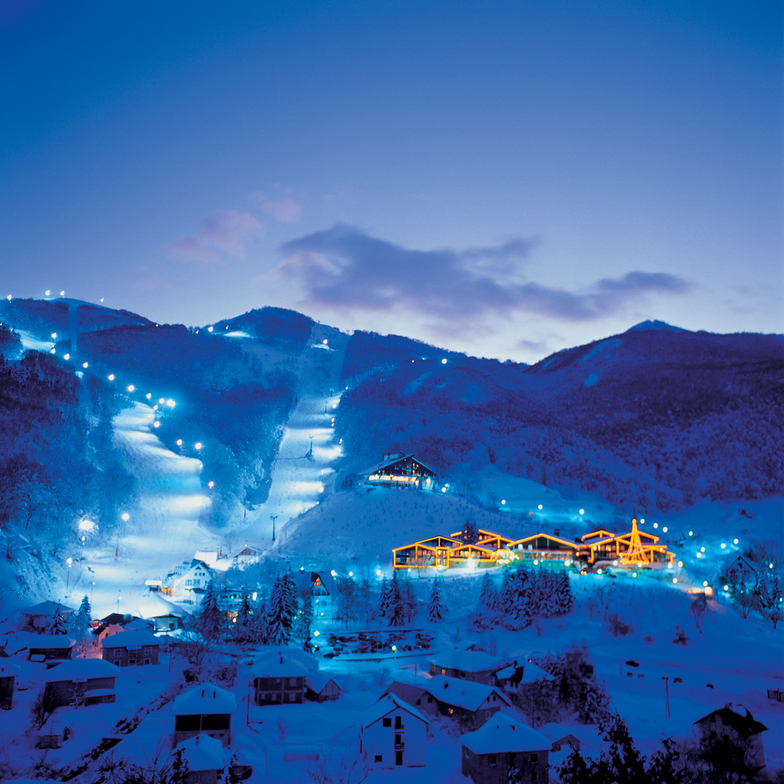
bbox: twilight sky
[2,1,781,362]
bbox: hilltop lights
[108,374,115,381]
[194,442,203,451]
[579,509,585,515]
[51,332,57,340]
[79,519,96,532]
[176,439,183,447]
[538,504,543,510]
[127,384,135,392]
[82,362,89,369]
[64,353,70,360]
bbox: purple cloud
[275,224,692,323]
[169,210,264,263]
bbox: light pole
[662,676,670,718]
[392,645,398,669]
[271,515,277,542]
[66,557,73,596]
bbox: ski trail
[71,402,218,617]
[242,324,350,548]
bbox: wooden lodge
[101,629,161,667]
[364,452,438,490]
[173,683,236,747]
[43,659,120,708]
[393,519,675,571]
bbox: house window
[143,646,153,654]
[375,755,382,763]
[288,692,296,702]
[531,753,538,763]
[394,716,402,729]
[382,718,392,727]
[395,734,402,747]
[289,678,298,687]
[489,754,497,767]
[531,772,538,782]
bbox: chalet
[726,555,759,584]
[538,723,582,752]
[394,536,463,569]
[233,546,261,567]
[461,713,551,784]
[138,591,189,632]
[451,529,515,553]
[125,618,156,632]
[693,704,768,774]
[363,452,438,491]
[767,688,783,703]
[429,675,511,730]
[252,653,308,705]
[0,660,20,709]
[174,734,228,784]
[579,520,675,567]
[429,648,507,685]
[506,534,580,563]
[101,629,161,667]
[360,694,430,769]
[163,560,213,604]
[43,659,120,707]
[293,570,337,620]
[447,543,498,568]
[494,659,553,701]
[173,683,236,747]
[25,634,75,662]
[305,672,342,703]
[381,681,439,718]
[20,601,74,633]
[37,715,71,749]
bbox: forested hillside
[336,326,784,512]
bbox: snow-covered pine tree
[378,577,392,619]
[264,576,288,645]
[198,581,222,641]
[50,607,67,635]
[498,568,515,614]
[296,593,313,644]
[504,569,532,630]
[388,571,406,627]
[71,595,92,639]
[336,575,357,628]
[538,570,557,617]
[479,571,498,609]
[281,569,299,627]
[234,591,252,642]
[427,577,443,622]
[358,575,376,627]
[554,571,574,614]
[403,578,417,624]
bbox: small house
[538,723,582,752]
[429,675,511,730]
[101,629,161,666]
[429,648,507,685]
[461,713,551,784]
[293,570,338,622]
[360,693,430,769]
[164,560,213,605]
[494,659,553,701]
[767,688,783,703]
[0,660,21,709]
[252,654,308,706]
[305,672,342,703]
[381,681,439,718]
[693,704,768,774]
[173,683,236,747]
[174,734,228,784]
[27,634,75,662]
[20,601,74,633]
[363,452,438,491]
[37,715,71,749]
[233,546,261,568]
[138,591,189,632]
[43,658,120,707]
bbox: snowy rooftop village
[0,297,781,784]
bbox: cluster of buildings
[393,519,676,571]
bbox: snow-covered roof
[138,591,189,619]
[124,618,155,631]
[174,734,227,771]
[255,647,320,674]
[382,681,433,706]
[22,601,74,616]
[44,658,121,682]
[172,683,236,715]
[361,693,430,729]
[24,633,75,649]
[538,723,581,744]
[101,629,160,649]
[460,713,551,755]
[361,453,438,478]
[253,653,308,678]
[305,672,342,694]
[495,660,553,683]
[0,661,21,676]
[429,675,510,711]
[693,705,768,736]
[430,647,506,673]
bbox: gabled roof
[429,675,510,711]
[494,660,552,683]
[693,706,768,737]
[101,629,160,649]
[26,634,75,649]
[255,647,319,674]
[175,734,227,771]
[461,712,551,754]
[382,681,434,706]
[430,647,506,674]
[305,672,342,694]
[448,543,496,557]
[581,530,617,543]
[253,653,308,678]
[44,658,121,682]
[508,533,580,550]
[361,693,430,728]
[173,683,236,715]
[138,591,189,620]
[362,453,438,477]
[22,601,74,616]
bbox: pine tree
[71,595,92,640]
[479,571,498,609]
[505,569,532,630]
[556,571,574,614]
[336,575,357,628]
[388,571,406,627]
[198,581,222,641]
[281,569,299,625]
[50,607,67,635]
[403,578,417,624]
[538,570,557,617]
[235,591,252,642]
[499,569,515,614]
[427,578,443,622]
[296,594,313,645]
[378,577,392,619]
[358,576,376,628]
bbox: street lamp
[392,645,398,669]
[66,557,73,596]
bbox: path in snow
[69,402,218,618]
[239,323,350,549]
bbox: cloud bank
[274,224,690,323]
[169,210,264,263]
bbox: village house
[37,715,71,749]
[461,713,551,784]
[363,452,438,491]
[252,653,308,706]
[493,659,554,702]
[174,733,228,784]
[381,681,439,719]
[429,675,511,730]
[23,633,75,662]
[20,601,74,633]
[163,559,213,605]
[506,533,580,563]
[360,693,430,770]
[0,660,20,709]
[43,658,121,707]
[233,545,261,568]
[101,629,161,666]
[138,591,189,632]
[305,672,342,703]
[429,647,507,685]
[293,569,337,621]
[538,723,582,753]
[693,704,768,775]
[172,683,236,747]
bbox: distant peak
[626,320,689,333]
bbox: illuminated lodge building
[393,520,675,570]
[363,452,438,490]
